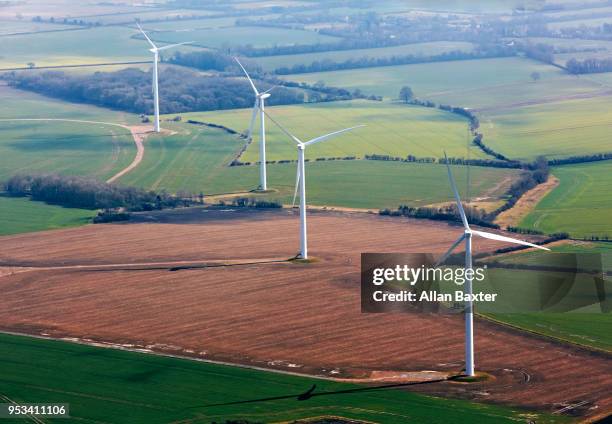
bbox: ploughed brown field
[0,208,610,417]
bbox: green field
[147,25,341,49]
[0,333,568,424]
[254,41,476,71]
[484,243,612,351]
[181,100,484,162]
[281,57,562,101]
[521,161,612,238]
[480,96,612,161]
[0,20,76,35]
[0,196,94,236]
[0,26,201,68]
[120,121,517,209]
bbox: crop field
[521,161,612,237]
[141,16,240,31]
[479,96,612,161]
[147,25,342,49]
[253,41,477,71]
[78,8,220,25]
[0,196,94,236]
[120,122,517,209]
[181,100,484,161]
[0,120,135,181]
[483,242,612,351]
[0,332,568,424]
[0,26,201,69]
[281,57,562,101]
[0,211,609,418]
[0,20,76,35]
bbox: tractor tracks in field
[0,118,153,184]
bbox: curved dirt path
[0,118,152,183]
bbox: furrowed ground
[0,210,609,419]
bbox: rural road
[0,118,152,183]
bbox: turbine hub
[260,93,271,99]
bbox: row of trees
[273,50,512,75]
[3,68,306,114]
[380,204,498,229]
[566,57,612,74]
[4,174,189,211]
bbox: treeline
[547,152,612,166]
[365,154,520,169]
[167,50,237,72]
[4,174,190,212]
[274,50,512,75]
[566,57,612,74]
[380,204,498,229]
[488,156,550,220]
[3,68,306,115]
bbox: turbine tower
[137,24,192,133]
[234,57,275,191]
[437,153,550,377]
[266,112,364,259]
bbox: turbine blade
[155,41,193,51]
[303,124,365,147]
[234,57,259,95]
[263,110,302,145]
[137,23,157,49]
[444,151,470,230]
[435,234,466,267]
[247,100,259,140]
[262,85,277,95]
[292,165,301,207]
[472,230,551,251]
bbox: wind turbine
[437,152,550,377]
[266,112,364,259]
[137,24,192,133]
[234,57,275,191]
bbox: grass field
[0,333,567,424]
[521,161,612,237]
[147,25,341,49]
[281,57,563,101]
[180,100,484,162]
[0,86,138,181]
[253,41,476,71]
[0,196,94,236]
[480,95,612,161]
[484,242,612,351]
[0,20,76,35]
[121,121,518,209]
[0,26,201,68]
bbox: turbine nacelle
[260,93,271,100]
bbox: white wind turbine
[266,112,364,259]
[234,57,275,191]
[436,153,550,377]
[137,24,192,133]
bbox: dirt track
[0,209,610,418]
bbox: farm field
[0,120,135,181]
[0,196,94,236]
[0,334,563,424]
[0,26,201,69]
[479,96,612,161]
[521,161,612,238]
[280,57,563,101]
[0,20,76,35]
[0,211,609,417]
[181,100,484,161]
[253,41,477,71]
[146,25,342,49]
[141,16,239,31]
[122,120,518,209]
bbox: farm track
[495,176,560,228]
[0,118,151,183]
[0,209,610,418]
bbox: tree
[399,86,414,103]
[530,71,541,82]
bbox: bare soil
[0,209,609,418]
[495,176,560,229]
